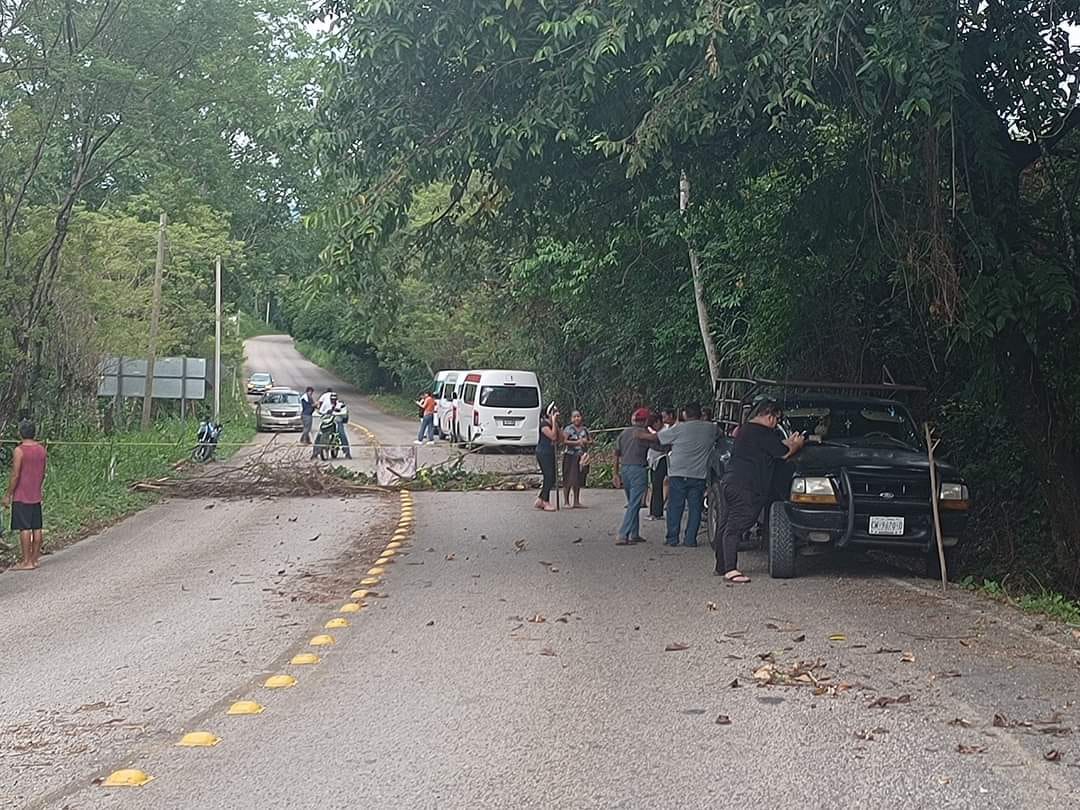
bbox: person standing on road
[613,407,656,545]
[657,402,717,548]
[646,410,675,521]
[561,410,592,508]
[300,386,317,444]
[2,420,47,571]
[535,404,560,512]
[716,399,805,583]
[331,394,353,460]
[318,387,334,413]
[415,391,437,445]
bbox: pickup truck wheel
[925,546,959,581]
[768,501,797,579]
[706,481,723,549]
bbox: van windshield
[480,385,539,409]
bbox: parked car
[707,378,970,579]
[255,387,302,432]
[247,372,274,395]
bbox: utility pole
[265,297,270,324]
[680,171,721,391]
[141,213,167,430]
[214,255,222,422]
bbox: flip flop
[723,570,751,584]
[630,536,647,543]
[614,537,632,546]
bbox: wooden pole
[925,423,948,592]
[141,213,167,430]
[680,171,720,391]
[214,255,222,422]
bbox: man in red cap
[612,407,658,544]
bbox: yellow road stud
[309,634,335,646]
[102,769,154,787]
[386,541,403,549]
[367,566,386,576]
[350,589,370,599]
[226,701,264,716]
[360,576,381,586]
[339,602,362,613]
[325,617,349,629]
[177,731,220,748]
[291,653,321,665]
[264,674,297,689]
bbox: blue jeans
[417,414,435,442]
[618,465,648,540]
[337,421,352,459]
[666,476,706,546]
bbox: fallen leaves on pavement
[715,715,732,726]
[899,651,916,663]
[527,614,546,624]
[514,538,527,553]
[867,694,913,709]
[706,602,718,612]
[1044,750,1063,762]
[665,642,691,652]
[957,744,987,754]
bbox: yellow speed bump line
[386,541,404,549]
[325,617,350,629]
[264,674,297,689]
[309,634,335,647]
[177,731,221,748]
[102,769,154,788]
[291,653,321,665]
[339,602,363,613]
[359,576,381,586]
[378,549,397,558]
[226,701,264,716]
[350,589,371,600]
[366,566,386,576]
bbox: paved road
[4,339,1079,808]
[244,333,418,447]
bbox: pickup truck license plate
[869,516,905,536]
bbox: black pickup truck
[706,378,970,579]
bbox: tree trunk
[680,170,721,391]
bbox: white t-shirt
[318,392,335,413]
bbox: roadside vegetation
[286,1,1080,605]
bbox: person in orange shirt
[415,391,438,444]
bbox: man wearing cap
[612,407,657,545]
[657,402,717,547]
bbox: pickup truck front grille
[845,470,931,503]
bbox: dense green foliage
[305,0,1080,595]
[0,0,321,424]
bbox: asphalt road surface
[2,341,1079,809]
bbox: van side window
[462,383,477,403]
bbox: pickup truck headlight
[939,483,969,510]
[790,476,838,505]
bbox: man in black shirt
[716,399,805,582]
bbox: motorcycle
[315,412,342,460]
[192,419,222,462]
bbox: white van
[435,370,465,439]
[455,370,542,447]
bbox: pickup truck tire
[768,501,797,579]
[706,481,723,549]
[925,546,959,581]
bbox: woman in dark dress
[535,404,560,512]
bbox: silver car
[255,387,303,432]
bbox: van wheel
[768,501,797,579]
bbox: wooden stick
[924,423,948,592]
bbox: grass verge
[960,576,1080,626]
[1,395,255,565]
